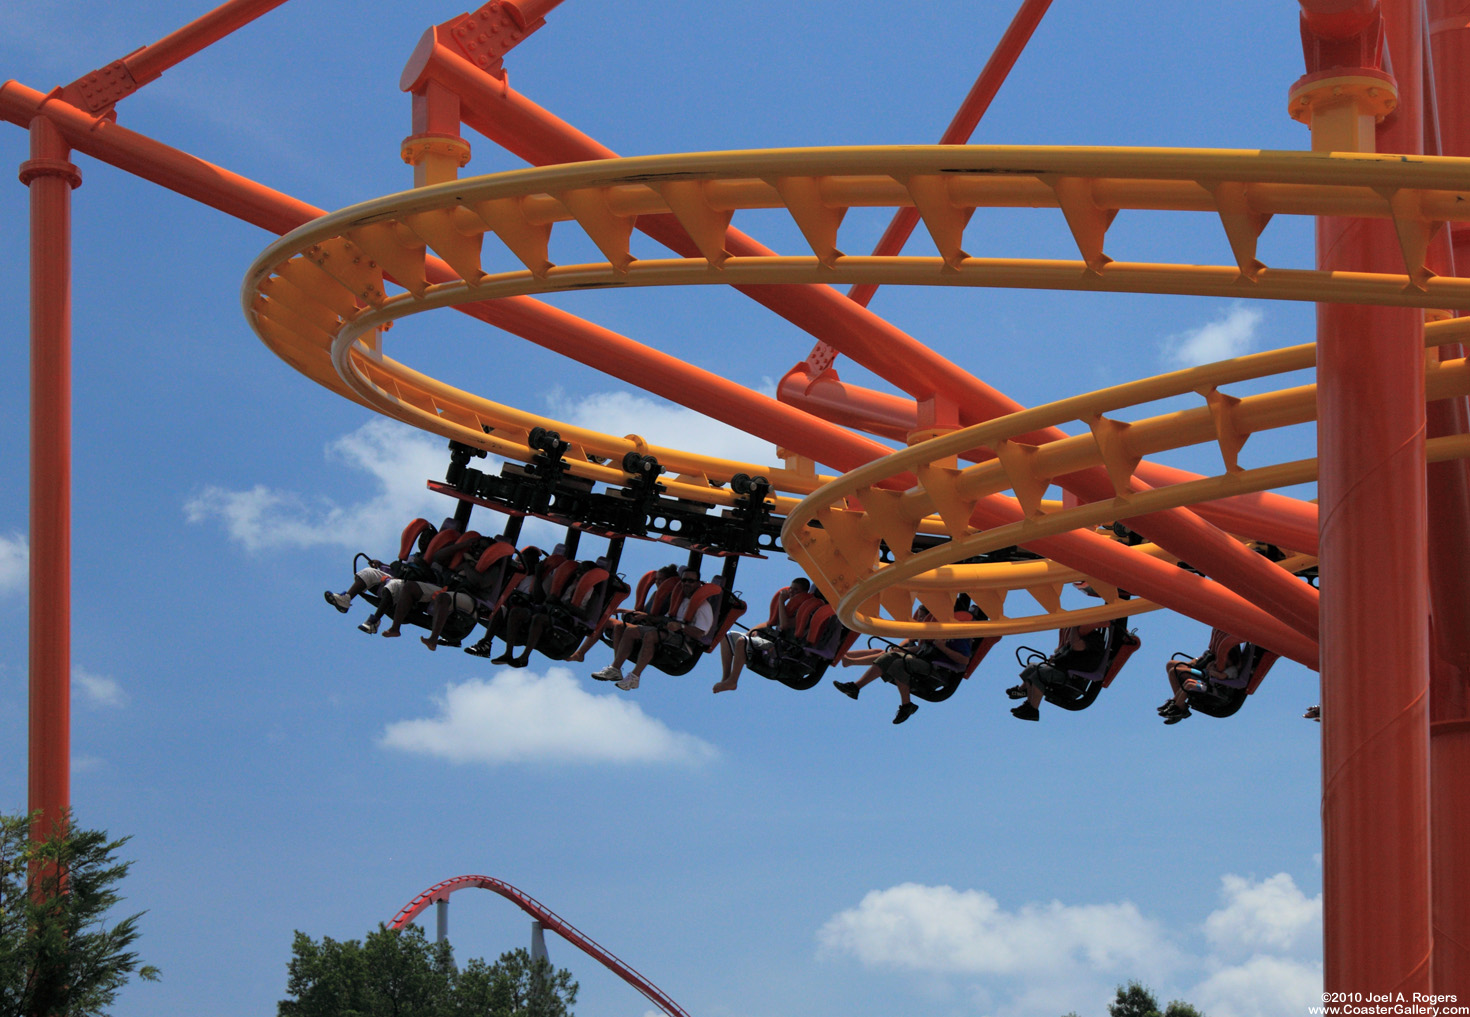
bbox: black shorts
[877,650,932,685]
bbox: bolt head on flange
[1287,67,1398,126]
[400,133,473,168]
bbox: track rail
[784,326,1470,642]
[240,147,1470,655]
[244,148,1470,474]
[390,874,690,1017]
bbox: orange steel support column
[20,116,80,845]
[1426,0,1470,994]
[1297,0,1433,995]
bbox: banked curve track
[390,874,690,1017]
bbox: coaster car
[906,633,1003,704]
[744,597,860,691]
[1175,631,1280,718]
[523,559,631,660]
[1013,619,1141,712]
[612,570,747,677]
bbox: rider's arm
[675,602,714,642]
[933,639,969,667]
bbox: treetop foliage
[1063,980,1205,1017]
[0,811,159,1017]
[279,923,578,1017]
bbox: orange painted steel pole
[61,0,291,112]
[0,83,320,233]
[841,0,1052,310]
[1298,0,1433,995]
[1426,0,1470,995]
[21,116,80,846]
[126,0,291,83]
[404,43,1323,643]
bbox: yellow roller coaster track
[243,146,1470,636]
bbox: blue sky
[2,3,1327,1015]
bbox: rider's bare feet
[382,628,400,638]
[711,680,737,693]
[420,636,437,651]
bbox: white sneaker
[592,664,622,682]
[325,591,350,613]
[358,617,380,635]
[616,674,640,691]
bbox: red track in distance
[390,874,690,1017]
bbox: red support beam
[1297,0,1434,996]
[405,0,563,86]
[841,0,1052,310]
[20,115,80,845]
[1425,0,1470,995]
[60,0,292,112]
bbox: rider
[831,604,971,725]
[507,555,614,667]
[488,546,563,666]
[379,526,468,639]
[323,517,450,634]
[1006,622,1109,722]
[418,533,516,651]
[1158,628,1246,725]
[594,567,715,691]
[710,578,812,694]
[593,563,679,665]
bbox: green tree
[1109,980,1162,1017]
[1100,981,1205,1017]
[0,811,160,1017]
[279,924,577,1017]
[454,948,577,1017]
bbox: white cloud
[74,668,127,709]
[0,534,26,593]
[186,390,787,558]
[379,667,718,766]
[543,388,777,467]
[1192,954,1323,1017]
[1161,304,1263,367]
[817,883,1174,977]
[1204,873,1320,957]
[819,872,1324,1017]
[184,419,453,553]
